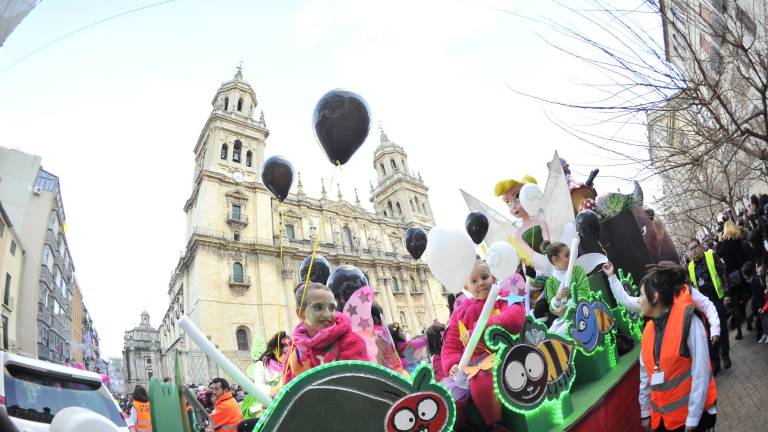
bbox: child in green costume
[545,242,590,335]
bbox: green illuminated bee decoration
[486,317,575,413]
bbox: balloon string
[280,161,341,384]
[278,203,284,338]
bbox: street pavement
[711,326,768,431]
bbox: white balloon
[520,183,544,216]
[50,407,121,432]
[486,241,520,280]
[426,227,476,294]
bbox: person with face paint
[638,262,717,432]
[282,282,369,384]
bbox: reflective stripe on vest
[650,393,690,414]
[688,250,724,299]
[641,287,717,430]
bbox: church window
[224,97,229,111]
[410,276,419,293]
[237,98,243,112]
[343,225,354,249]
[233,140,242,163]
[392,276,401,293]
[233,262,244,283]
[246,151,253,167]
[396,202,402,216]
[285,224,295,239]
[221,143,228,160]
[236,327,250,351]
[390,159,398,171]
[380,163,386,176]
[233,233,240,242]
[387,201,394,216]
[231,204,241,221]
[410,199,416,212]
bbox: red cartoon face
[385,392,448,432]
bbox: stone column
[419,266,437,324]
[382,275,398,325]
[401,270,420,335]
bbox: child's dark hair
[388,323,406,345]
[132,385,149,402]
[425,322,446,357]
[546,242,568,264]
[741,261,755,278]
[639,261,687,307]
[259,330,289,362]
[295,282,333,311]
[371,302,383,326]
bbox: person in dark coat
[716,221,756,340]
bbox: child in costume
[283,282,369,384]
[546,242,590,335]
[425,322,446,382]
[241,331,291,419]
[604,261,722,342]
[494,176,551,267]
[441,259,526,429]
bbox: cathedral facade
[157,71,449,374]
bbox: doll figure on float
[494,175,551,271]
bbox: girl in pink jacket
[441,259,526,428]
[283,282,369,384]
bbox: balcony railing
[229,275,251,287]
[226,212,248,224]
[192,227,416,262]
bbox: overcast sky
[0,0,661,359]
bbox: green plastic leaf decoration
[255,361,455,432]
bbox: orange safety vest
[641,286,717,430]
[132,400,153,432]
[210,392,243,431]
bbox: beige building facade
[158,72,449,374]
[0,202,24,352]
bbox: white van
[0,351,129,431]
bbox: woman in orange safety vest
[638,262,717,432]
[129,385,153,432]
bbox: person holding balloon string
[545,242,591,336]
[282,282,369,384]
[441,257,526,430]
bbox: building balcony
[229,275,251,287]
[226,212,248,225]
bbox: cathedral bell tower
[370,130,434,227]
[191,68,269,184]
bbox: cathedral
[157,71,449,376]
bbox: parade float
[140,89,675,432]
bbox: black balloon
[313,89,371,166]
[576,209,601,241]
[465,212,489,245]
[327,265,369,307]
[404,227,427,260]
[299,254,332,285]
[261,156,294,202]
